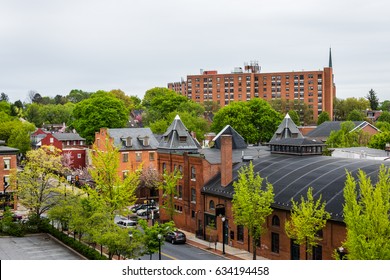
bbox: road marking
[161,252,177,260]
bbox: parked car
[136,206,159,216]
[116,219,137,229]
[165,230,186,244]
[130,204,143,213]
[0,213,22,222]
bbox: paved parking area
[0,233,85,260]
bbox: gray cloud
[1,0,389,103]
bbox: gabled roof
[0,145,19,155]
[158,115,201,153]
[212,125,247,149]
[107,128,159,150]
[52,133,85,141]
[269,113,303,142]
[350,121,381,133]
[306,121,364,138]
[202,154,390,222]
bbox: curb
[186,239,244,260]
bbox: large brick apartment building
[168,50,336,121]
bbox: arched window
[272,215,280,227]
[191,166,196,180]
[209,200,215,210]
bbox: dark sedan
[165,230,186,244]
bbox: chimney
[221,135,233,187]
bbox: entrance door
[290,239,300,260]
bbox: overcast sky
[1,0,389,104]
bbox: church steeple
[328,47,333,68]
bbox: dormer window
[143,136,149,146]
[164,136,169,142]
[122,136,132,147]
[179,136,187,142]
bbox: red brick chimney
[221,135,233,187]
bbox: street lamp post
[157,234,162,260]
[221,216,226,255]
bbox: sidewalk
[181,230,268,260]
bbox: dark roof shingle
[202,154,390,222]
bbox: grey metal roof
[306,121,363,138]
[212,125,247,149]
[200,145,269,164]
[158,115,201,152]
[0,145,19,154]
[270,113,303,142]
[332,147,389,158]
[202,154,390,222]
[107,128,159,150]
[52,133,85,141]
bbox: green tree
[89,139,139,214]
[288,110,300,126]
[71,91,129,144]
[249,99,283,143]
[48,192,80,232]
[66,89,92,103]
[138,219,174,259]
[11,100,24,117]
[380,100,390,111]
[143,87,208,140]
[152,111,209,141]
[142,87,190,125]
[334,97,370,121]
[212,99,281,144]
[232,161,274,260]
[377,111,390,123]
[317,111,331,125]
[268,99,314,125]
[149,119,170,134]
[7,121,36,154]
[375,121,390,132]
[129,95,142,109]
[368,131,390,150]
[343,166,390,259]
[366,89,379,110]
[25,103,44,127]
[347,109,365,121]
[13,146,67,219]
[0,92,9,102]
[203,100,221,113]
[0,207,25,236]
[326,121,371,148]
[285,187,330,259]
[158,169,181,221]
[40,103,74,126]
[0,101,11,115]
[109,89,136,110]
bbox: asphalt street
[139,242,228,260]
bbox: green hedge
[40,222,108,260]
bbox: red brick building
[0,144,19,210]
[40,132,87,169]
[168,50,336,122]
[94,128,160,201]
[157,115,389,260]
